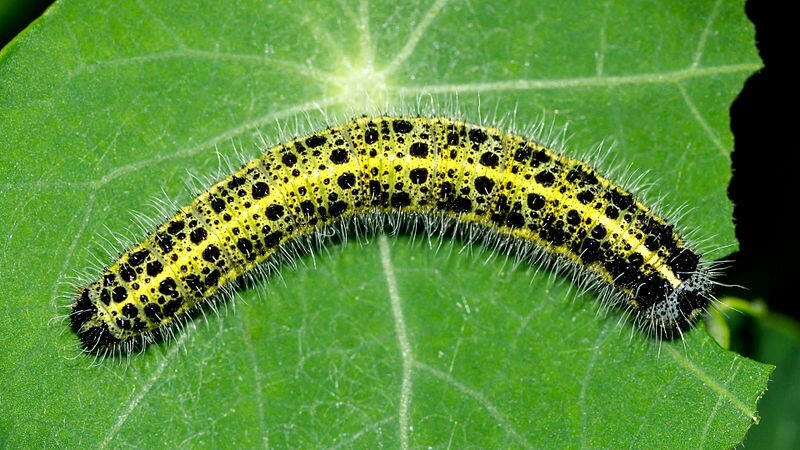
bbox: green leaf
[0,0,771,447]
[715,300,800,449]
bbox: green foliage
[0,0,770,447]
[716,299,800,449]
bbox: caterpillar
[69,115,715,355]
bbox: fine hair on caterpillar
[66,113,719,356]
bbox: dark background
[1,1,792,317]
[727,1,792,317]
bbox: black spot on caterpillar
[69,116,715,355]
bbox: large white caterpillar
[70,115,715,355]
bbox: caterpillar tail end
[640,271,713,340]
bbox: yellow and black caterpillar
[70,116,714,354]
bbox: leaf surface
[0,0,770,447]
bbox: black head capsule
[70,287,122,353]
[69,288,97,335]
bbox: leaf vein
[416,361,532,449]
[396,63,760,95]
[664,345,757,423]
[379,235,414,449]
[380,0,451,76]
